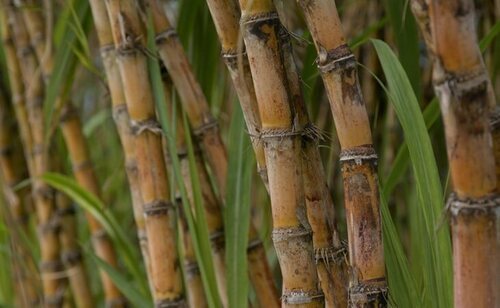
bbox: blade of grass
[224,101,253,308]
[43,0,91,140]
[373,39,453,308]
[381,23,500,197]
[40,172,150,297]
[379,185,421,307]
[87,252,152,307]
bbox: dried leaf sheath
[239,1,323,306]
[104,0,185,305]
[296,0,387,305]
[411,0,499,306]
[146,2,279,307]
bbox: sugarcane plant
[296,0,387,305]
[0,0,499,307]
[410,0,499,306]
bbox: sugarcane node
[56,204,77,217]
[447,193,500,219]
[272,226,312,243]
[155,28,178,45]
[34,185,55,201]
[100,43,116,56]
[59,105,78,123]
[143,200,174,216]
[39,259,64,273]
[155,297,187,308]
[434,70,489,102]
[340,145,378,166]
[246,237,263,252]
[192,117,219,137]
[317,44,355,74]
[130,118,163,135]
[349,280,388,307]
[259,128,302,143]
[71,160,93,173]
[241,11,280,43]
[17,45,33,58]
[0,144,13,156]
[222,50,248,67]
[105,296,128,308]
[282,290,325,305]
[209,229,225,251]
[184,260,200,278]
[61,249,82,267]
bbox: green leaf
[40,172,150,298]
[373,39,453,308]
[88,252,152,307]
[225,101,253,308]
[379,188,421,307]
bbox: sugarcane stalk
[203,0,267,187]
[88,0,155,289]
[238,0,324,306]
[13,1,125,305]
[161,74,229,306]
[0,85,40,306]
[177,199,208,308]
[145,0,228,195]
[5,5,65,305]
[104,0,185,305]
[205,0,348,305]
[277,15,349,306]
[296,1,387,305]
[145,3,280,307]
[0,7,34,176]
[410,1,499,306]
[54,191,93,308]
[59,104,126,307]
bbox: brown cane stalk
[145,0,228,195]
[205,0,348,305]
[161,75,229,306]
[296,1,387,305]
[104,0,185,305]
[88,0,154,289]
[410,1,499,306]
[4,4,65,305]
[0,84,40,306]
[59,104,126,307]
[14,1,125,305]
[145,2,279,307]
[238,0,324,306]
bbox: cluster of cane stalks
[0,0,498,307]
